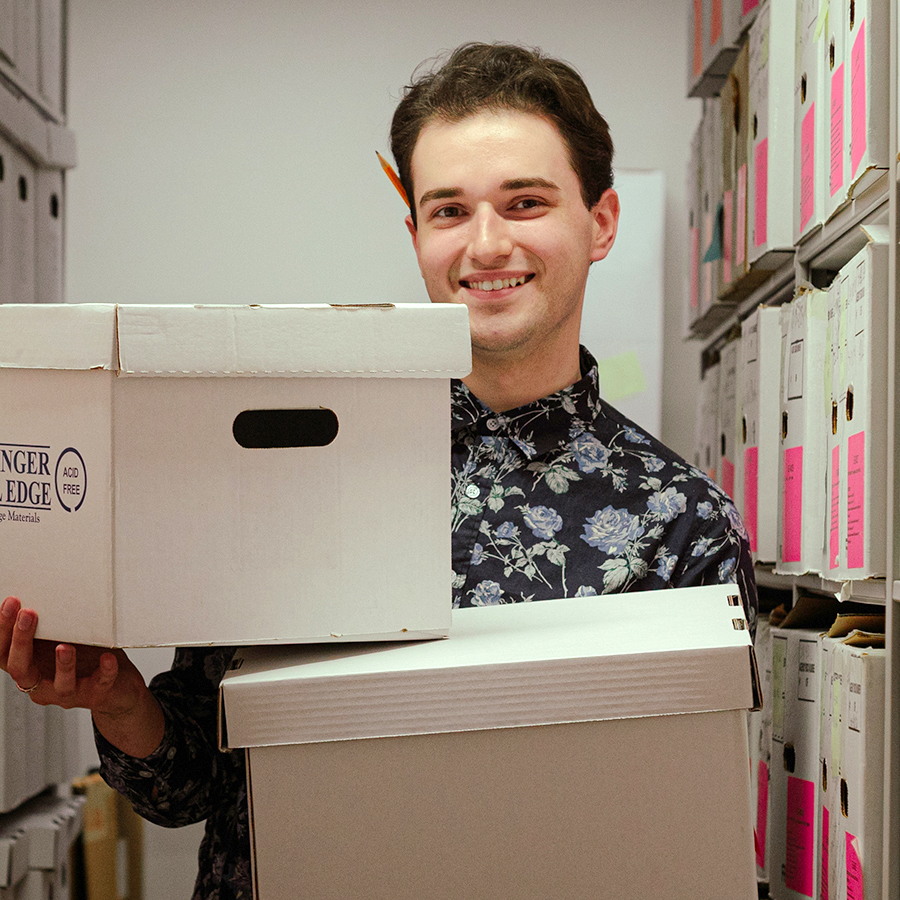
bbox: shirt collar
[450,346,602,459]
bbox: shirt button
[486,418,500,431]
[465,484,481,499]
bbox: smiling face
[406,109,618,399]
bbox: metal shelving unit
[690,4,899,895]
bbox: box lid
[220,583,759,749]
[0,303,118,370]
[0,303,472,378]
[117,303,471,377]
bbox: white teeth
[466,275,528,291]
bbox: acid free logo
[55,448,87,512]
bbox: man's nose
[467,204,513,264]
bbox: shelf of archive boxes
[692,171,892,358]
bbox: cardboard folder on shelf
[843,0,890,198]
[747,0,796,269]
[824,0,850,221]
[776,288,828,576]
[794,0,827,243]
[220,583,760,900]
[834,226,889,581]
[737,304,781,564]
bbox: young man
[1,43,755,900]
[392,42,756,613]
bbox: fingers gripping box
[0,303,472,648]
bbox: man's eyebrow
[500,177,561,192]
[418,187,462,208]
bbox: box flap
[116,304,472,377]
[0,304,118,371]
[220,583,758,749]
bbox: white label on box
[847,653,863,732]
[773,635,787,740]
[798,639,818,701]
[788,340,805,399]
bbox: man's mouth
[459,274,534,292]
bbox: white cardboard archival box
[0,303,471,647]
[220,583,761,900]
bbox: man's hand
[0,596,166,758]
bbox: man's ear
[405,213,418,253]
[589,188,620,263]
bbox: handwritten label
[801,103,817,231]
[829,445,840,569]
[850,21,867,178]
[783,446,803,563]
[723,189,733,283]
[722,456,735,500]
[754,138,768,247]
[737,164,747,266]
[744,446,759,552]
[786,777,816,896]
[757,760,769,869]
[846,833,864,900]
[711,0,723,45]
[830,64,845,197]
[693,0,704,77]
[847,430,865,568]
[690,227,699,309]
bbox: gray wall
[67,0,702,459]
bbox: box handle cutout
[846,386,854,421]
[832,401,838,435]
[822,759,828,792]
[732,618,747,631]
[841,777,849,817]
[829,39,835,70]
[849,0,855,29]
[727,594,740,607]
[782,411,789,440]
[801,74,807,105]
[233,409,339,449]
[783,743,796,773]
[742,416,747,444]
[18,175,27,202]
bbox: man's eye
[513,198,543,211]
[434,206,463,218]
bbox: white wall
[66,0,702,457]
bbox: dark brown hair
[390,42,614,226]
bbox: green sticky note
[596,351,648,403]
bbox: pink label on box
[690,227,699,309]
[851,21,867,178]
[782,446,803,563]
[821,806,830,900]
[756,760,769,869]
[711,0,722,44]
[829,445,840,569]
[744,446,759,552]
[786,777,815,896]
[754,139,768,247]
[801,104,817,231]
[736,164,747,266]
[846,833,864,900]
[722,456,735,499]
[743,0,759,13]
[693,0,703,76]
[830,63,845,196]
[847,430,865,568]
[723,189,733,283]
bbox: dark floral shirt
[96,346,756,900]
